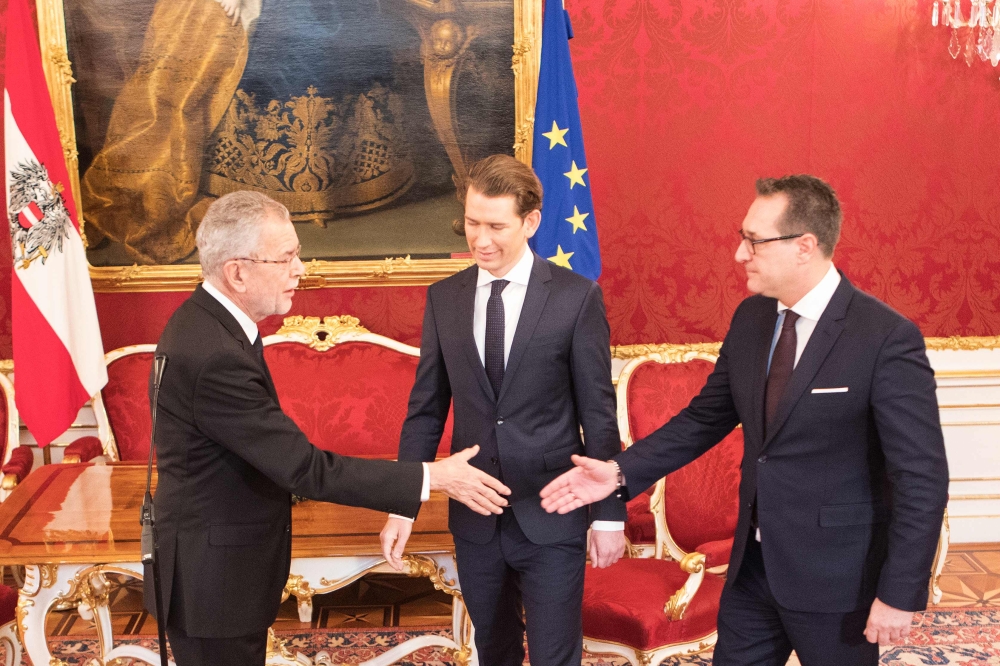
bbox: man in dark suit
[541,175,949,666]
[379,155,627,666]
[148,191,511,666]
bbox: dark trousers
[166,622,267,666]
[713,535,879,666]
[164,560,269,666]
[453,510,587,666]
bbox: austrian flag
[4,0,107,445]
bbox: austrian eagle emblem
[7,159,72,269]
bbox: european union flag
[528,0,600,280]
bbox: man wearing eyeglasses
[147,191,512,665]
[540,175,949,666]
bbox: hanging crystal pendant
[933,1,941,25]
[944,0,954,27]
[965,30,977,64]
[992,0,1000,28]
[970,1,980,25]
[979,27,993,59]
[991,25,1000,65]
[950,27,962,56]
[980,0,989,26]
[954,0,966,26]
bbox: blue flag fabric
[528,0,601,280]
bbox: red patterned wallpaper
[573,0,1000,342]
[2,0,999,357]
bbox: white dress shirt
[768,263,842,371]
[472,248,622,532]
[199,282,433,510]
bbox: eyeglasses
[237,245,302,266]
[738,230,804,255]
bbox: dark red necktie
[765,310,800,425]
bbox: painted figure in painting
[74,0,513,265]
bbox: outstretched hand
[540,455,618,514]
[428,445,511,516]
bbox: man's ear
[796,233,820,263]
[523,209,542,238]
[221,260,248,293]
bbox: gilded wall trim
[924,336,1000,351]
[37,0,541,292]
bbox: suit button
[496,418,504,425]
[758,455,767,463]
[491,457,498,465]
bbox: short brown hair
[756,175,842,258]
[458,154,543,219]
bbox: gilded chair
[67,345,156,464]
[580,351,743,665]
[0,373,25,665]
[0,372,34,498]
[262,315,452,459]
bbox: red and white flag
[4,0,107,445]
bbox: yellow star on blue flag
[527,0,601,280]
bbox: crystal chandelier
[932,0,1000,66]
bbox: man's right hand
[428,445,511,516]
[380,516,413,572]
[540,455,618,514]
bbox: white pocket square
[811,387,849,394]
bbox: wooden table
[0,462,473,666]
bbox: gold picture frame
[37,0,542,292]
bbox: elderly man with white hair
[146,191,511,665]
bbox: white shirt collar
[202,280,259,344]
[476,245,535,288]
[777,263,841,321]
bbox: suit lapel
[498,255,552,404]
[763,276,855,449]
[457,269,496,401]
[191,286,279,402]
[749,303,779,451]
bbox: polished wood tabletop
[0,463,452,566]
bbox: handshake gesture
[382,445,510,570]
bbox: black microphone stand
[141,354,169,666]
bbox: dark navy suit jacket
[617,274,949,613]
[399,253,627,545]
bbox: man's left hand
[589,529,626,568]
[864,598,914,644]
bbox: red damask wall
[1,0,999,356]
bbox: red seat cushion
[583,558,724,651]
[265,341,452,458]
[102,352,154,462]
[624,491,656,545]
[0,585,17,625]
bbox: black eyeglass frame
[738,230,804,254]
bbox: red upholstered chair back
[95,346,155,462]
[264,316,452,459]
[619,352,743,559]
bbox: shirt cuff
[420,462,431,501]
[591,520,625,531]
[389,462,431,523]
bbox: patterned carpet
[13,544,1000,665]
[16,611,1000,666]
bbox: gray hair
[197,191,290,280]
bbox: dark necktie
[485,279,510,399]
[252,334,265,363]
[764,310,800,425]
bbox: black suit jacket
[617,274,949,613]
[399,253,626,545]
[145,286,423,638]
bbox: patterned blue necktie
[485,279,510,399]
